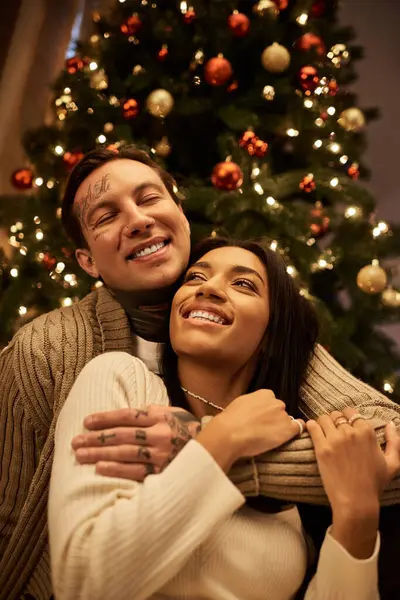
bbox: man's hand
[71,406,201,480]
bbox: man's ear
[75,248,99,278]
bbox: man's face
[74,159,191,292]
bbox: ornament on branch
[183,7,196,24]
[122,98,139,119]
[298,66,319,94]
[338,107,365,132]
[146,89,174,118]
[297,33,325,56]
[261,43,291,73]
[204,56,233,86]
[42,252,57,271]
[11,168,34,190]
[154,137,171,158]
[121,14,142,36]
[309,202,330,236]
[273,0,289,8]
[212,161,243,191]
[158,44,168,61]
[357,261,387,294]
[299,173,316,193]
[262,85,275,101]
[65,56,88,75]
[320,76,339,96]
[239,131,268,157]
[347,162,360,180]
[63,151,84,170]
[253,0,279,18]
[90,68,108,90]
[381,287,400,308]
[328,43,350,68]
[228,12,250,37]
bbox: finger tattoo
[97,432,117,444]
[138,447,151,461]
[135,430,147,442]
[135,409,149,419]
[145,464,156,475]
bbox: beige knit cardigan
[0,286,399,600]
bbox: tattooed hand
[71,406,201,481]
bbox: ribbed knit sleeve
[230,344,400,505]
[49,352,245,600]
[305,529,380,599]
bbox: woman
[49,237,400,600]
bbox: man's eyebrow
[189,261,265,284]
[133,182,165,197]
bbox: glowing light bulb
[287,128,299,137]
[270,241,278,252]
[254,182,264,195]
[36,229,44,241]
[378,221,389,233]
[372,227,381,238]
[35,177,44,186]
[54,145,64,156]
[286,265,297,277]
[97,134,107,144]
[266,196,276,206]
[89,61,98,71]
[61,297,73,307]
[313,139,323,149]
[296,13,308,25]
[330,177,339,187]
[340,155,348,164]
[329,142,341,154]
[56,262,66,273]
[304,99,313,109]
[18,306,27,316]
[327,106,336,116]
[345,206,360,218]
[10,268,18,278]
[383,382,394,394]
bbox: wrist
[196,417,238,473]
[331,504,379,560]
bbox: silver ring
[290,416,304,436]
[348,413,366,426]
[334,416,349,427]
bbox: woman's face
[170,246,270,371]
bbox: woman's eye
[234,278,255,290]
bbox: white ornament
[261,43,291,73]
[146,89,174,118]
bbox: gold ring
[334,416,349,427]
[348,413,366,426]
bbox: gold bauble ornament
[90,68,108,90]
[253,0,279,17]
[146,89,174,118]
[381,287,400,307]
[154,137,171,157]
[357,262,387,294]
[261,43,291,73]
[338,107,365,132]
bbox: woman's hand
[196,389,305,471]
[307,407,400,558]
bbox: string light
[35,229,44,241]
[47,180,55,189]
[34,216,41,224]
[10,268,19,278]
[345,206,361,218]
[64,87,71,94]
[35,177,44,186]
[18,306,27,316]
[266,196,276,206]
[89,61,98,71]
[378,221,389,233]
[54,145,64,156]
[313,139,323,149]
[383,382,394,394]
[94,281,104,288]
[340,155,348,164]
[253,182,264,195]
[97,134,107,144]
[251,166,260,178]
[304,99,313,109]
[329,142,341,154]
[296,13,308,25]
[286,265,298,277]
[19,247,27,256]
[56,262,66,274]
[64,273,78,286]
[315,118,324,127]
[180,1,188,12]
[327,106,336,116]
[287,128,299,137]
[61,297,73,307]
[270,241,278,252]
[330,177,339,187]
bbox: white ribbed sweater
[49,352,379,600]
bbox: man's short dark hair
[61,145,180,248]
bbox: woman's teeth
[187,310,226,325]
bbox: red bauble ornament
[228,12,250,37]
[227,80,239,93]
[62,247,74,258]
[63,151,84,170]
[298,65,319,94]
[204,56,233,86]
[42,252,57,271]
[253,139,269,157]
[183,8,196,24]
[121,14,142,35]
[239,130,257,149]
[122,98,139,119]
[65,56,88,75]
[273,0,289,9]
[310,204,330,236]
[310,0,326,18]
[297,33,326,56]
[328,79,339,96]
[348,162,360,180]
[11,168,34,190]
[158,45,168,61]
[212,161,243,190]
[299,173,316,193]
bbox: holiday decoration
[211,161,243,190]
[11,168,34,190]
[183,8,196,24]
[310,0,326,18]
[382,287,400,308]
[347,162,360,179]
[251,139,269,158]
[63,151,84,170]
[261,43,291,73]
[273,0,289,8]
[228,12,250,37]
[120,14,142,36]
[297,33,325,56]
[90,68,108,90]
[262,85,275,100]
[357,263,388,294]
[157,44,168,61]
[328,43,350,68]
[204,56,233,86]
[299,173,316,193]
[227,80,239,93]
[338,107,365,132]
[154,137,171,157]
[310,203,330,236]
[42,253,57,271]
[298,65,319,94]
[253,0,279,17]
[146,89,174,118]
[65,56,88,75]
[239,130,257,149]
[122,98,139,119]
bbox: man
[0,146,399,600]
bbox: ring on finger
[348,413,366,426]
[334,416,349,427]
[290,416,304,436]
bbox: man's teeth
[132,241,166,259]
[187,310,226,325]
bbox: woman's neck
[177,357,254,418]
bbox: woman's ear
[75,248,99,278]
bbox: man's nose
[122,207,155,236]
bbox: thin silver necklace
[180,386,224,412]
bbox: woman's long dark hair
[162,236,319,418]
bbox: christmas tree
[0,0,399,399]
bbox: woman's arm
[49,352,244,600]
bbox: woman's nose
[195,277,227,301]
